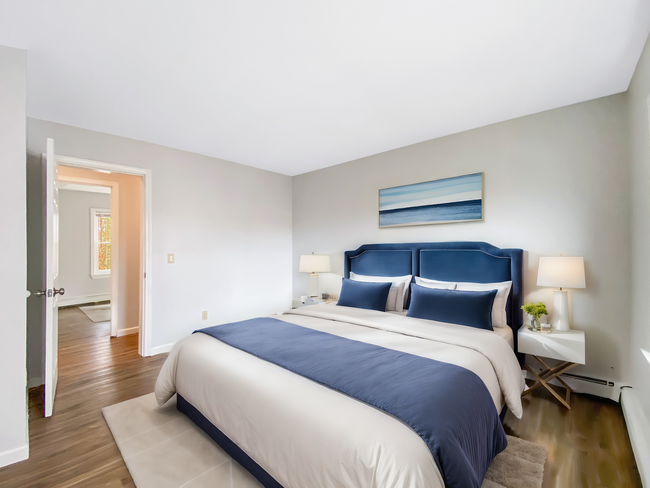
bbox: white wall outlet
[167,253,174,264]
[202,310,208,320]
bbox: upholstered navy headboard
[344,242,524,365]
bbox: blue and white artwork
[379,173,483,227]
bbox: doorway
[54,155,153,355]
[57,165,144,341]
[36,141,154,418]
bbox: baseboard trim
[57,293,110,308]
[27,376,43,389]
[150,342,175,356]
[523,370,618,401]
[116,327,138,337]
[621,389,650,487]
[0,444,29,469]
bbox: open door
[44,138,64,417]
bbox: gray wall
[59,190,111,301]
[26,118,293,381]
[0,46,28,467]
[293,94,631,391]
[626,28,650,483]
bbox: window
[91,208,111,279]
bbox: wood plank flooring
[0,306,167,487]
[504,383,642,488]
[0,306,641,487]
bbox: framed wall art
[379,172,483,227]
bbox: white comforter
[155,304,525,488]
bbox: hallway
[0,306,167,487]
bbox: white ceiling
[1,1,649,176]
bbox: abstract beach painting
[379,173,483,227]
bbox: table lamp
[299,253,331,297]
[537,256,585,331]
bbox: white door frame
[56,155,153,357]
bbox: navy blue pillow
[406,284,498,331]
[337,278,392,312]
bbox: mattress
[155,304,524,488]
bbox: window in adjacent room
[91,208,111,279]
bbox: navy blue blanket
[196,317,506,488]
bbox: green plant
[521,302,549,321]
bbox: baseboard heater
[562,372,614,387]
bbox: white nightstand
[518,325,585,409]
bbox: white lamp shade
[299,254,331,273]
[537,256,586,289]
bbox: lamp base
[551,290,570,331]
[309,274,319,298]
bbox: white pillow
[350,273,411,312]
[455,280,512,328]
[414,277,457,290]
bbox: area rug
[79,303,111,323]
[103,393,547,488]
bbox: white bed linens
[385,310,514,350]
[493,324,514,349]
[155,304,525,488]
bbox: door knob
[32,288,65,297]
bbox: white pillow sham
[455,280,512,328]
[414,277,457,290]
[350,273,412,312]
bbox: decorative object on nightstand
[293,297,323,308]
[292,296,337,309]
[299,253,331,298]
[518,325,585,409]
[537,256,586,331]
[521,301,549,333]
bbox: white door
[44,138,64,418]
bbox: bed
[155,241,525,488]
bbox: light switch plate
[167,253,174,264]
[202,311,208,320]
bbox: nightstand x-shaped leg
[522,356,578,409]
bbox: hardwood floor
[0,307,641,487]
[504,383,642,488]
[0,306,167,487]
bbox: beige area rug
[483,435,547,488]
[103,393,547,488]
[79,303,111,323]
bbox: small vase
[530,317,540,330]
